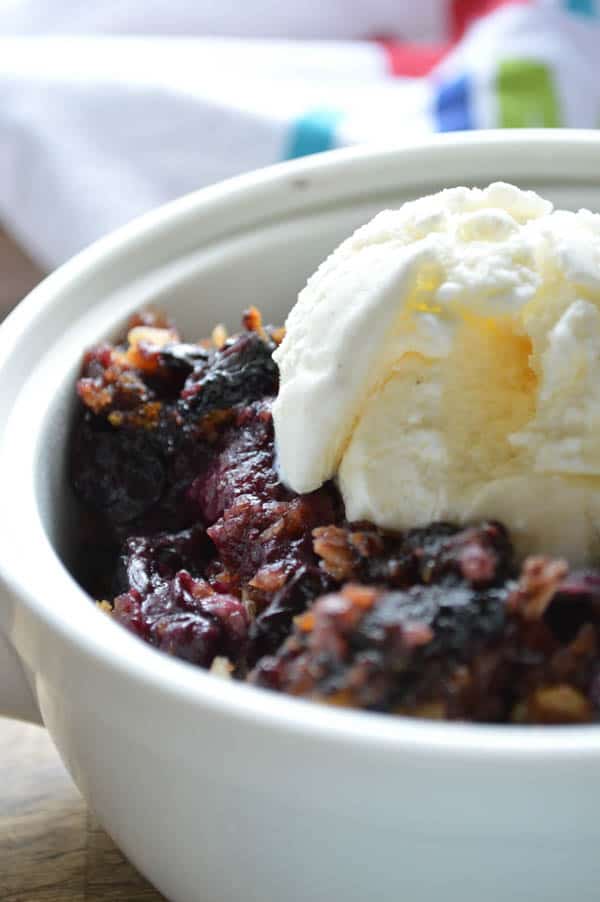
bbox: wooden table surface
[1,719,165,902]
[0,225,165,900]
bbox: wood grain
[0,719,165,902]
[0,225,44,318]
[0,225,164,900]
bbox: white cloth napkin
[0,0,598,268]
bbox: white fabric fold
[0,2,598,267]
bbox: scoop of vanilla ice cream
[272,183,600,565]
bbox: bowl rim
[4,128,600,760]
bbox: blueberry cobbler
[70,305,600,725]
[70,183,600,725]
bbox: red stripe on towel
[450,0,530,41]
[377,38,450,77]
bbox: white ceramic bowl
[1,131,600,902]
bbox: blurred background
[0,0,599,316]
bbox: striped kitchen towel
[0,0,598,266]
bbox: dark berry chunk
[189,400,279,526]
[545,570,600,642]
[248,566,334,664]
[401,520,513,586]
[190,400,339,581]
[180,332,278,418]
[71,415,165,523]
[113,570,249,667]
[249,580,510,713]
[116,526,213,596]
[313,521,513,589]
[159,343,211,376]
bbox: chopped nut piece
[211,323,228,349]
[242,305,268,340]
[127,325,179,350]
[507,556,568,621]
[270,326,286,345]
[125,325,180,371]
[399,701,447,720]
[313,525,358,580]
[210,657,234,679]
[249,566,288,593]
[526,684,593,724]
